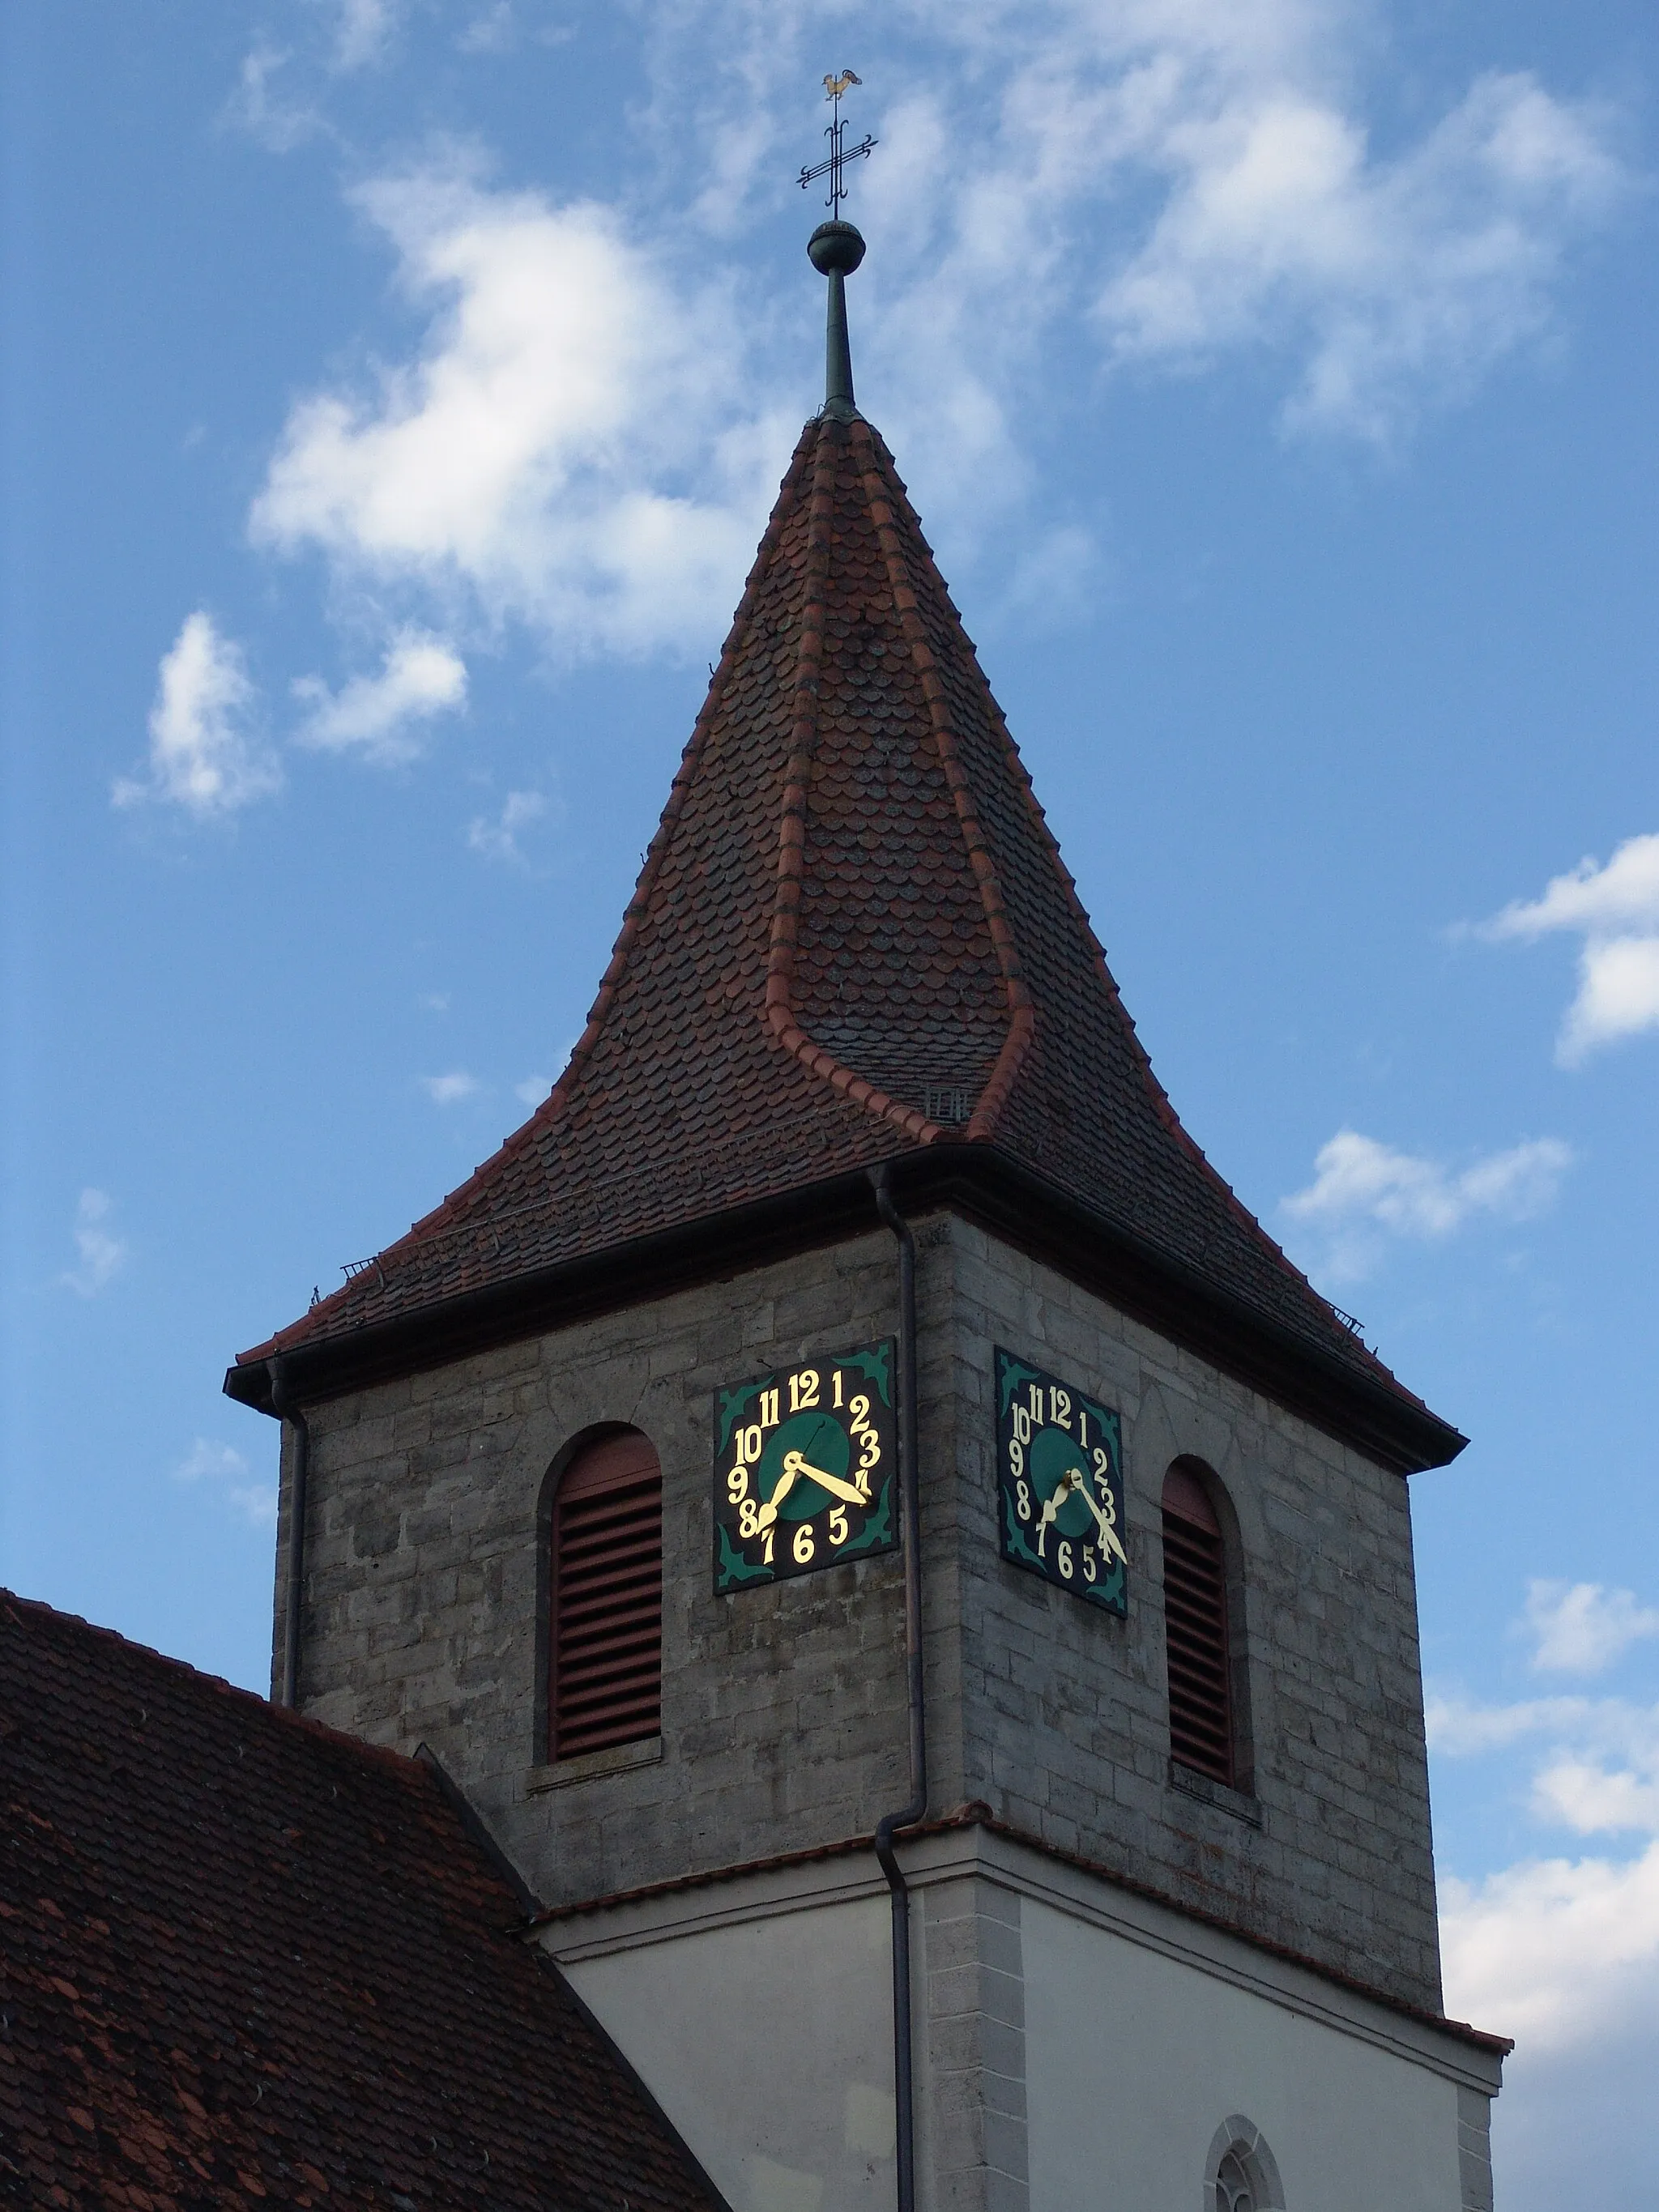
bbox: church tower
[228,172,1506,2212]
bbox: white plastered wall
[1022,1894,1464,2212]
[543,1828,1499,2212]
[558,1877,898,2212]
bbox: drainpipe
[267,1355,310,1709]
[870,1163,928,2212]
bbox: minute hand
[780,1451,868,1507]
[1076,1481,1128,1566]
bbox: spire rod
[800,71,875,421]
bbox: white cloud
[467,788,546,864]
[458,3,516,55]
[1429,1687,1659,1851]
[115,612,280,818]
[421,1071,481,1105]
[1281,1127,1571,1276]
[514,1074,552,1107]
[251,164,787,654]
[639,1,1625,457]
[1441,1841,1659,2054]
[293,629,467,762]
[1526,1580,1659,1677]
[1095,67,1622,442]
[1481,834,1659,1063]
[1558,938,1659,1063]
[235,11,1627,683]
[1532,1759,1659,1839]
[1486,833,1659,937]
[173,1437,277,1528]
[1434,1681,1659,2048]
[1427,1691,1593,1758]
[58,1188,128,1297]
[331,0,402,70]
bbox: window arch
[1161,1460,1239,1787]
[1204,2117,1285,2211]
[544,1428,663,1762]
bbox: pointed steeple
[229,297,1461,1473]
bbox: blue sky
[2,2,1656,2197]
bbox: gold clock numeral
[1083,1546,1098,1583]
[789,1368,821,1413]
[727,1465,748,1502]
[758,1387,781,1427]
[762,1528,774,1564]
[1015,1480,1032,1522]
[829,1505,848,1546]
[792,1524,816,1565]
[1050,1387,1072,1429]
[833,1370,844,1409]
[739,1498,761,1537]
[1057,1539,1074,1579]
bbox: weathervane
[799,70,876,217]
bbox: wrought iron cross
[799,70,876,216]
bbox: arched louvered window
[1162,1461,1235,1786]
[547,1430,663,1762]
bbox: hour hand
[1033,1469,1078,1557]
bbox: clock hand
[755,1461,800,1532]
[1032,1468,1080,1557]
[781,1450,868,1507]
[1075,1481,1128,1566]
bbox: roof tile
[235,411,1429,1431]
[0,1590,725,2210]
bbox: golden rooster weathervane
[799,69,876,218]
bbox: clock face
[713,1342,898,1592]
[995,1348,1127,1614]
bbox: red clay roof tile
[0,1589,725,2211]
[231,410,1439,1443]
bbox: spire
[230,396,1463,1474]
[808,220,864,420]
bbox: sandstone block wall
[940,1218,1442,2012]
[273,1208,1442,2006]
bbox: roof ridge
[762,417,943,1144]
[271,426,825,1353]
[854,420,1034,1141]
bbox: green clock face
[713,1343,897,1592]
[995,1348,1127,1614]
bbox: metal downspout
[871,1164,928,2212]
[267,1355,310,1709]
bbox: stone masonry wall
[272,1209,1443,2007]
[941,1217,1444,2014]
[275,1230,919,1909]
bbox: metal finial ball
[808,221,866,277]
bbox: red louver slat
[1162,1507,1234,1786]
[550,1434,663,1760]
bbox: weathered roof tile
[0,1588,725,2211]
[232,410,1444,1453]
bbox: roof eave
[225,1144,1465,1475]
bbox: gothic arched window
[1161,1460,1237,1786]
[545,1429,663,1762]
[1205,2118,1285,2212]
